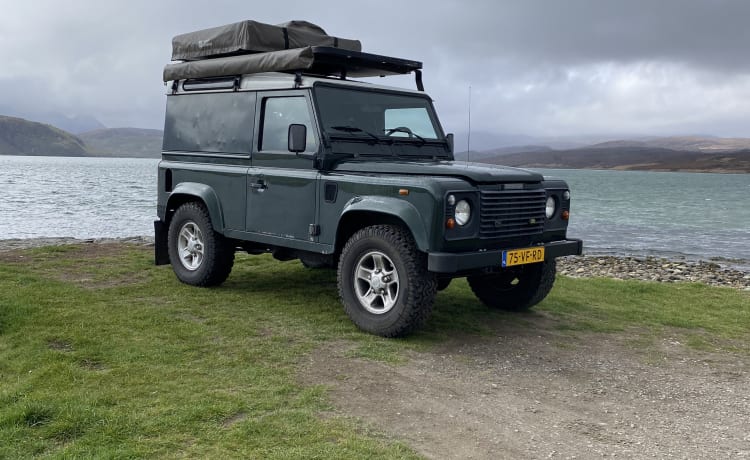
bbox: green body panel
[341,196,430,251]
[246,166,319,241]
[159,160,249,232]
[331,160,544,183]
[316,171,457,253]
[167,182,227,232]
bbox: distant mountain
[36,113,106,134]
[479,146,750,173]
[587,136,750,152]
[0,106,105,134]
[454,145,552,161]
[1,118,748,172]
[452,131,538,152]
[0,116,90,156]
[79,128,163,158]
[452,132,619,153]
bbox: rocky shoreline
[1,237,748,291]
[0,236,155,252]
[558,255,750,290]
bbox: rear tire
[338,225,437,337]
[168,202,234,287]
[468,260,556,311]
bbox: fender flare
[340,196,430,251]
[166,182,225,232]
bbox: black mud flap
[154,220,170,265]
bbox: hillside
[0,116,90,156]
[0,106,105,134]
[79,128,163,158]
[588,136,750,152]
[480,147,750,173]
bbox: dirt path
[300,316,749,459]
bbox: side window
[163,92,256,153]
[260,97,318,152]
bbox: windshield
[314,85,444,142]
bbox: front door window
[260,97,318,152]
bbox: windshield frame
[312,82,449,151]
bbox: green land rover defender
[154,20,582,337]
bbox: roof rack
[163,46,424,91]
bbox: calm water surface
[1,156,158,239]
[533,168,750,269]
[1,156,748,269]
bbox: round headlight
[545,196,556,218]
[455,200,471,226]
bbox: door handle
[250,180,267,191]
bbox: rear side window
[163,92,256,154]
[260,97,318,152]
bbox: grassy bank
[1,244,747,458]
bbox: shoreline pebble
[559,255,750,290]
[1,237,748,290]
[0,236,154,252]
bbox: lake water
[1,156,748,270]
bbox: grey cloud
[0,0,749,138]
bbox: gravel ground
[302,330,750,459]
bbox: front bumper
[427,239,583,273]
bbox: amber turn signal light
[399,189,409,196]
[562,210,570,220]
[446,218,456,229]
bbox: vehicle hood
[331,160,543,183]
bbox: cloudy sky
[1,0,749,144]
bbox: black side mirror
[446,133,454,154]
[288,124,307,153]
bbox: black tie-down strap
[415,69,424,91]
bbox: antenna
[467,85,472,165]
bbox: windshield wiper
[329,125,380,141]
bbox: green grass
[0,244,748,458]
[541,276,750,341]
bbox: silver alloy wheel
[353,250,400,314]
[177,221,204,271]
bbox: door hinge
[309,224,321,237]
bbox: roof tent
[171,20,362,60]
[165,20,424,90]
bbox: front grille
[480,189,546,238]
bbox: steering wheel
[385,126,416,138]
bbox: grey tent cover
[164,47,317,81]
[162,46,423,82]
[171,20,361,61]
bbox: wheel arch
[336,197,429,254]
[165,182,225,233]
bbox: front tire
[168,202,234,287]
[338,225,437,337]
[468,260,556,311]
